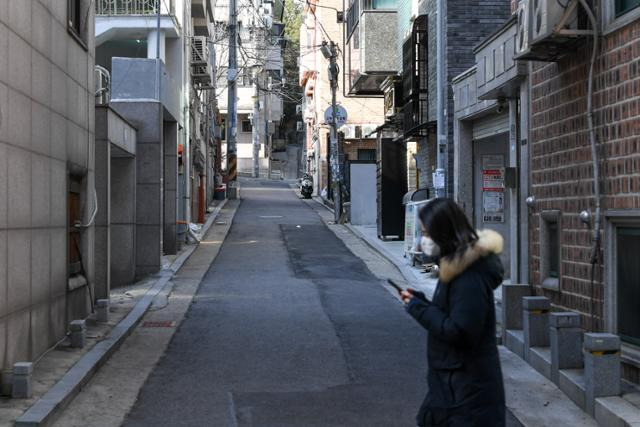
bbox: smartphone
[387,278,403,294]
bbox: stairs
[501,284,640,426]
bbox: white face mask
[420,236,440,257]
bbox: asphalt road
[123,180,521,427]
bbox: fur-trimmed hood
[438,229,504,284]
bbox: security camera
[496,104,504,114]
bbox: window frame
[539,210,561,291]
[605,210,640,369]
[241,120,252,133]
[67,0,88,50]
[602,0,640,35]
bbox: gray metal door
[473,133,510,278]
[350,163,377,226]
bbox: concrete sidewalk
[2,200,233,427]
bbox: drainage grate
[141,321,176,328]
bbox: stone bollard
[96,299,110,323]
[69,320,86,348]
[523,296,550,361]
[584,333,621,416]
[502,284,531,347]
[550,312,583,384]
[502,284,531,331]
[12,362,33,399]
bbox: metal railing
[95,66,110,105]
[96,0,174,15]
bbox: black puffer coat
[406,229,505,427]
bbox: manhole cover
[141,321,176,328]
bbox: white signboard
[482,154,505,223]
[324,105,348,127]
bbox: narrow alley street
[121,180,428,426]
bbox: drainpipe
[435,0,446,198]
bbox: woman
[401,198,505,427]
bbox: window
[357,149,376,161]
[241,120,252,132]
[603,0,640,34]
[67,0,87,49]
[68,0,81,35]
[616,227,640,346]
[616,0,640,17]
[540,210,561,291]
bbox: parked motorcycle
[300,173,313,199]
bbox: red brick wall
[342,139,377,160]
[529,20,640,330]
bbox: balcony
[95,0,180,46]
[346,0,398,95]
[110,58,181,121]
[401,15,429,137]
[473,16,527,100]
[96,0,174,15]
[192,0,214,36]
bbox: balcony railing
[96,0,174,15]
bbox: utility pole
[227,0,238,198]
[252,69,260,178]
[326,41,342,222]
[435,0,446,198]
[265,77,271,180]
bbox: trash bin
[214,185,226,200]
[402,189,431,260]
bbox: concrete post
[94,110,111,300]
[96,299,110,323]
[550,312,583,384]
[11,362,33,399]
[69,320,86,348]
[523,296,550,361]
[584,333,621,415]
[502,284,531,338]
[147,30,166,62]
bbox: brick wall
[343,139,377,160]
[529,19,640,331]
[445,0,511,196]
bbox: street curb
[15,200,233,427]
[344,223,421,285]
[168,199,228,274]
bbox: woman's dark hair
[419,198,478,258]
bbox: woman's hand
[400,289,414,305]
[401,288,428,305]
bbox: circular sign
[324,105,348,127]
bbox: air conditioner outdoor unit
[514,0,589,61]
[340,125,356,139]
[515,0,530,57]
[361,125,377,137]
[530,0,578,45]
[296,121,303,131]
[191,36,209,65]
[191,63,213,83]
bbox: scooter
[300,173,313,199]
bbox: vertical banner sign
[482,155,505,223]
